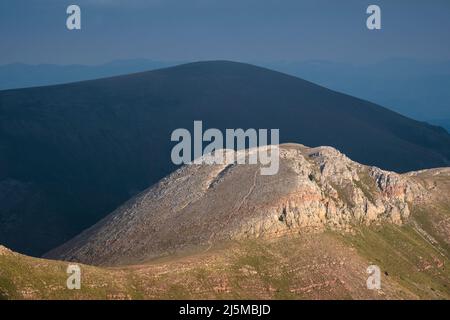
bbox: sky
[0,0,450,65]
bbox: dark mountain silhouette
[1,61,450,256]
[4,58,450,123]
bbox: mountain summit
[46,144,450,266]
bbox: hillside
[1,225,450,300]
[1,61,450,256]
[46,144,450,268]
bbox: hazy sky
[1,0,450,65]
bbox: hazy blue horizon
[1,0,450,65]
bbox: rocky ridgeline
[230,145,425,239]
[46,144,431,266]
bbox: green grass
[338,224,450,299]
[412,204,450,254]
[220,240,294,299]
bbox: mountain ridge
[45,143,450,267]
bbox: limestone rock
[45,143,436,266]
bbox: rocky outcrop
[0,245,13,256]
[46,143,434,266]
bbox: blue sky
[1,0,450,65]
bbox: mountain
[2,144,450,300]
[1,61,450,256]
[3,58,450,124]
[46,143,450,266]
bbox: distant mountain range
[1,58,450,128]
[1,61,450,257]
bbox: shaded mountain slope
[1,61,450,256]
[46,144,450,267]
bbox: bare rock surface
[46,143,441,266]
[0,245,13,256]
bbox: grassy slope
[1,221,449,300]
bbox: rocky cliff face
[46,143,443,266]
